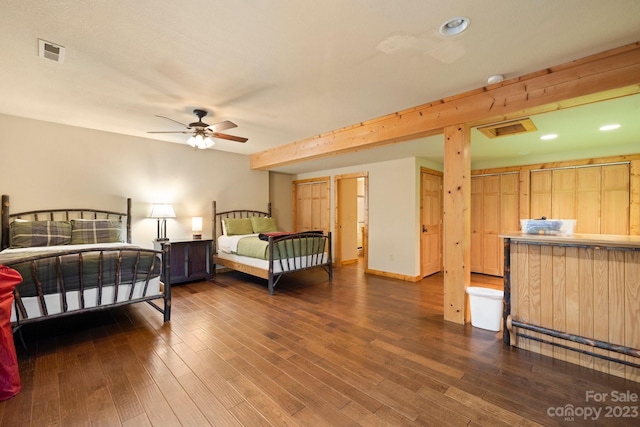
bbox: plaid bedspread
[0,246,161,297]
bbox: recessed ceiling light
[540,134,558,140]
[439,17,470,36]
[599,124,621,131]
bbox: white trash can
[466,287,504,331]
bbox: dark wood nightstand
[154,239,213,284]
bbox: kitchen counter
[501,232,640,248]
[501,233,640,382]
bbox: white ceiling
[1,1,639,174]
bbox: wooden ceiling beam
[250,42,640,170]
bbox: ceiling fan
[147,109,248,149]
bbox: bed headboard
[1,195,132,250]
[211,200,271,243]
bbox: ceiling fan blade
[155,115,190,128]
[209,132,248,143]
[149,111,246,142]
[206,120,237,132]
[146,131,191,134]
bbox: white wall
[0,114,269,248]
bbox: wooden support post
[443,124,471,324]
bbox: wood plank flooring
[1,261,639,426]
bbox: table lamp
[150,204,175,241]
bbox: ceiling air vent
[477,118,537,138]
[38,39,65,63]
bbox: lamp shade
[192,217,203,232]
[149,204,176,218]
[192,216,203,240]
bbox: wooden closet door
[602,163,630,235]
[551,169,576,219]
[482,175,501,276]
[311,182,329,233]
[501,173,520,233]
[295,184,312,231]
[294,179,330,234]
[470,177,483,273]
[471,173,519,276]
[482,175,503,276]
[576,166,601,233]
[530,171,552,219]
[499,173,520,276]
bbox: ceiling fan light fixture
[187,133,214,149]
[186,134,198,148]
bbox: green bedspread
[236,235,326,261]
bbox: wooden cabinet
[471,173,520,276]
[155,239,213,284]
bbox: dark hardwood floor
[1,260,638,426]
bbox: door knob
[422,225,427,232]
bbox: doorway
[335,172,368,269]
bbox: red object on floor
[0,265,22,401]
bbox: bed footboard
[3,246,171,328]
[211,201,333,294]
[267,232,332,295]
